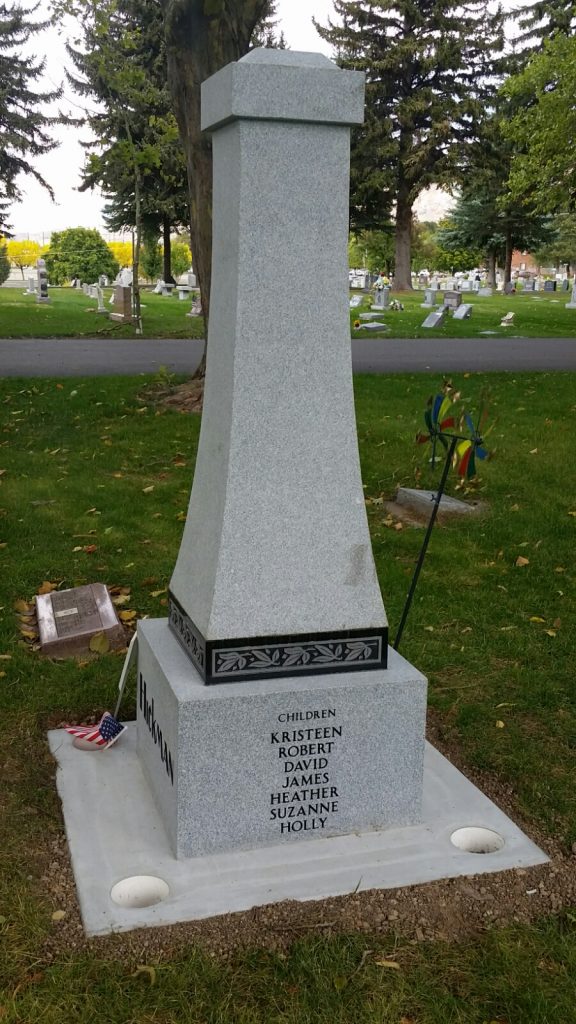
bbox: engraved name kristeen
[270,717,342,834]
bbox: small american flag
[66,711,126,749]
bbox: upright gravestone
[421,288,437,308]
[565,282,576,309]
[136,49,427,860]
[371,286,390,311]
[36,259,50,303]
[110,285,132,323]
[443,290,462,309]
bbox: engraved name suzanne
[139,674,175,785]
[270,716,341,833]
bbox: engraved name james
[270,709,341,833]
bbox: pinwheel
[396,392,491,652]
[416,393,457,468]
[455,408,490,479]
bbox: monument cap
[201,47,365,132]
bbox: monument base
[136,621,425,859]
[47,726,548,936]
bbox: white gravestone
[566,283,576,309]
[421,288,436,308]
[371,286,390,311]
[136,49,426,860]
[95,286,108,315]
[421,307,448,329]
[26,277,36,295]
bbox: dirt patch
[141,378,204,414]
[38,717,576,965]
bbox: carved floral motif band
[168,593,388,685]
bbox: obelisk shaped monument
[168,49,388,684]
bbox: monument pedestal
[137,620,427,859]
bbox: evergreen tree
[315,1,505,289]
[514,1,576,47]
[65,0,189,285]
[0,1,61,234]
[0,236,10,284]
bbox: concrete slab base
[48,727,548,936]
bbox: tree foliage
[107,240,132,268]
[502,33,576,215]
[44,226,119,284]
[0,1,62,234]
[514,0,576,47]
[315,0,505,289]
[6,238,41,277]
[0,237,10,284]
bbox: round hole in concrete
[450,827,505,854]
[110,875,170,908]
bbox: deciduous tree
[6,238,40,277]
[44,226,119,284]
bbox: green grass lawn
[350,288,576,339]
[0,286,205,339]
[2,284,576,340]
[0,370,575,1021]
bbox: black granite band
[168,592,388,685]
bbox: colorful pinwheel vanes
[417,393,490,479]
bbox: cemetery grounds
[3,284,576,338]
[0,363,575,1019]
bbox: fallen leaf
[20,629,38,641]
[119,610,137,622]
[509,504,519,511]
[112,594,131,606]
[529,448,538,454]
[545,630,557,638]
[0,655,12,660]
[0,672,6,678]
[568,511,576,517]
[37,581,57,594]
[176,511,186,521]
[131,965,156,985]
[72,546,83,552]
[14,599,33,614]
[495,720,505,729]
[374,958,401,970]
[150,589,166,598]
[142,485,155,494]
[51,910,66,922]
[555,567,566,573]
[529,616,545,623]
[553,618,562,628]
[394,522,403,531]
[515,556,530,567]
[424,625,434,632]
[333,976,347,992]
[89,632,110,655]
[83,544,98,554]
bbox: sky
[9,0,520,239]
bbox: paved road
[0,335,575,377]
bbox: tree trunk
[504,226,513,286]
[394,185,413,291]
[163,214,175,283]
[133,171,143,335]
[486,251,497,289]
[161,0,269,337]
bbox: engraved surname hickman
[139,674,175,785]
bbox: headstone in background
[98,274,109,287]
[349,294,362,308]
[522,280,535,292]
[421,288,437,308]
[561,279,570,291]
[75,279,83,289]
[187,271,197,288]
[82,283,90,295]
[26,277,36,295]
[565,282,576,309]
[422,307,447,328]
[453,303,472,320]
[500,312,515,326]
[36,258,50,303]
[478,287,493,297]
[186,294,203,318]
[371,286,390,311]
[96,286,108,315]
[544,280,557,292]
[110,285,132,323]
[504,281,515,295]
[153,280,164,294]
[443,290,462,309]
